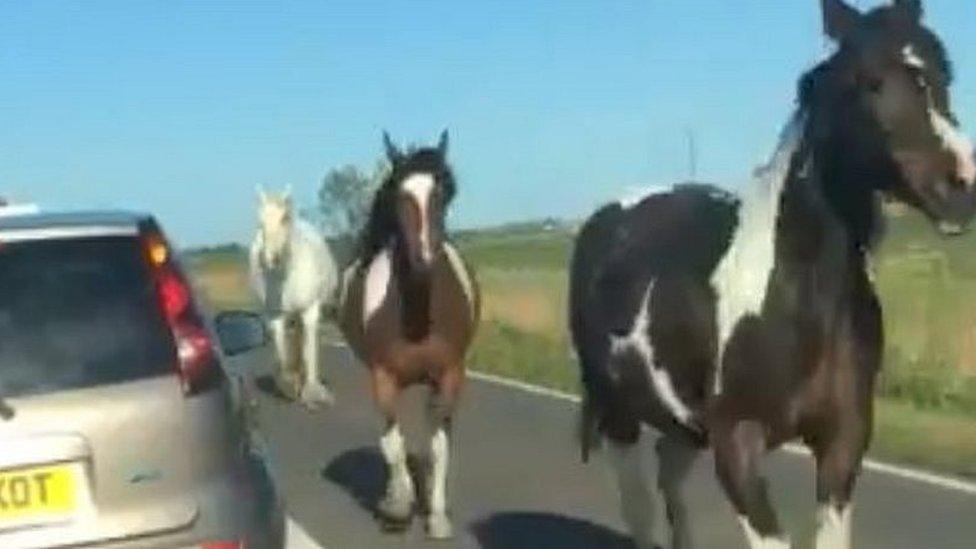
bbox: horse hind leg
[655,434,701,549]
[299,303,334,408]
[605,410,660,549]
[713,419,790,549]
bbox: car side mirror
[215,311,267,356]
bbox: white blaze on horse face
[609,281,695,427]
[402,173,437,263]
[363,248,392,328]
[737,516,791,549]
[930,110,976,187]
[711,116,804,395]
[444,243,477,320]
[903,43,976,188]
[815,503,853,549]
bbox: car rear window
[0,235,176,397]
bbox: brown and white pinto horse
[337,131,480,539]
[570,1,975,548]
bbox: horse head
[810,0,976,235]
[375,130,456,275]
[256,185,294,269]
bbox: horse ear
[383,131,402,163]
[256,184,269,204]
[821,0,861,41]
[437,129,449,156]
[893,0,922,23]
[281,185,293,206]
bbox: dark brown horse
[570,1,975,548]
[337,131,480,539]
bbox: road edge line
[463,368,976,497]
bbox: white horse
[250,186,339,408]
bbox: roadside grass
[186,213,976,479]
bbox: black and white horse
[570,1,975,548]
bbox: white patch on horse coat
[901,44,926,69]
[402,173,436,262]
[429,428,449,515]
[711,116,805,395]
[609,281,695,426]
[443,242,476,320]
[379,425,414,501]
[930,110,976,186]
[737,516,791,549]
[363,248,393,327]
[815,504,852,549]
[617,185,667,209]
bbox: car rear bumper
[42,450,284,549]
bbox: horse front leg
[373,367,415,529]
[424,365,464,540]
[812,392,871,549]
[299,303,334,408]
[713,419,790,549]
[268,316,298,400]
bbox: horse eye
[865,77,884,94]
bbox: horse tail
[578,394,603,463]
[569,202,625,463]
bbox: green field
[188,211,976,479]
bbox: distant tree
[315,159,388,238]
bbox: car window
[0,236,176,396]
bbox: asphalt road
[239,344,976,549]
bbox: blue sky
[2,1,975,246]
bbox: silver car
[0,209,284,548]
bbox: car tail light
[142,227,220,395]
[200,542,244,549]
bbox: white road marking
[286,517,325,548]
[443,360,976,498]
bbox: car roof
[0,210,154,241]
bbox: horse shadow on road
[255,374,295,403]
[321,446,429,517]
[324,448,634,548]
[471,512,634,549]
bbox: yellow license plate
[0,464,78,525]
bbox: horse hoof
[376,495,414,524]
[426,513,453,540]
[300,383,335,409]
[274,373,300,401]
[378,515,411,534]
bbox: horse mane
[794,65,885,257]
[356,146,457,268]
